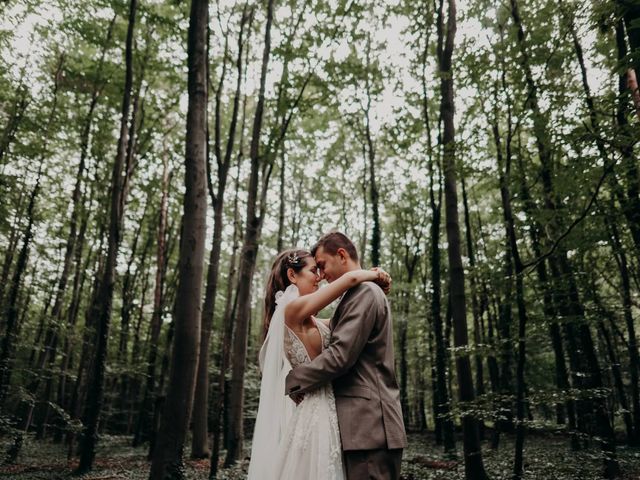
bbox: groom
[285,231,407,479]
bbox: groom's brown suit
[285,281,407,479]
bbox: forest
[1,0,640,478]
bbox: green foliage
[1,0,640,476]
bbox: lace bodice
[284,319,330,367]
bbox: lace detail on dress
[284,319,331,368]
[275,318,344,479]
[284,327,309,367]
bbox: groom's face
[314,246,345,284]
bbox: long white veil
[247,283,299,480]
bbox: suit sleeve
[285,284,381,395]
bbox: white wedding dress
[247,284,345,480]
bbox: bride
[247,248,390,480]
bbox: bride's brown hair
[263,248,312,335]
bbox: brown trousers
[343,448,403,480]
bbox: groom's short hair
[311,231,359,262]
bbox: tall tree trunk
[0,54,64,410]
[210,13,252,472]
[514,138,574,434]
[0,83,28,167]
[0,195,25,319]
[491,81,515,438]
[510,1,619,475]
[612,19,640,269]
[364,35,380,267]
[66,238,104,456]
[49,13,116,392]
[57,190,90,422]
[277,143,286,252]
[399,238,420,429]
[192,6,248,458]
[0,181,39,409]
[485,291,501,443]
[565,11,639,434]
[76,0,137,471]
[461,177,485,439]
[134,157,170,449]
[225,0,275,464]
[360,145,368,263]
[148,0,208,477]
[145,222,179,453]
[606,206,640,444]
[491,85,530,480]
[438,0,488,476]
[127,261,150,434]
[590,271,635,445]
[115,211,152,434]
[399,288,410,428]
[421,15,454,451]
[210,152,243,478]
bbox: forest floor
[1,431,639,479]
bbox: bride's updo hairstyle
[263,248,312,334]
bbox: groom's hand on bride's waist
[289,391,305,405]
[287,383,305,404]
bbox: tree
[225,0,275,464]
[437,0,489,477]
[148,0,208,477]
[191,3,250,458]
[76,0,138,472]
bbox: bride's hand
[371,267,392,295]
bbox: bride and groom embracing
[248,231,407,480]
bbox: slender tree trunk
[360,146,368,263]
[148,0,208,477]
[210,157,243,478]
[606,206,640,444]
[277,145,286,252]
[0,196,38,406]
[134,157,170,449]
[127,261,150,434]
[115,213,152,434]
[66,240,104,456]
[0,54,64,410]
[485,292,501,444]
[399,254,419,428]
[225,0,275,465]
[145,223,180,453]
[491,89,530,480]
[510,1,619,475]
[49,15,116,403]
[421,14,454,451]
[76,0,137,471]
[210,16,252,472]
[400,294,410,428]
[57,190,90,431]
[0,198,25,318]
[0,84,28,167]
[461,177,485,439]
[363,36,380,267]
[192,7,247,458]
[439,0,488,476]
[612,19,640,268]
[591,276,635,445]
[514,140,574,434]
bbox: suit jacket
[285,281,407,451]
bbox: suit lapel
[330,285,357,330]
